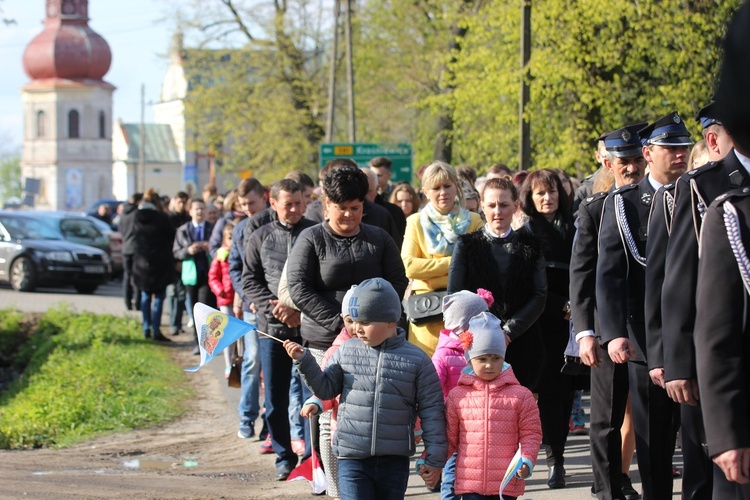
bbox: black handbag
[403,289,447,325]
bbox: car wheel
[10,256,37,292]
[74,284,98,294]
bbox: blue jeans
[288,365,305,440]
[237,311,261,427]
[337,455,410,500]
[140,289,166,335]
[259,334,308,468]
[442,451,458,499]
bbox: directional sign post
[319,143,413,183]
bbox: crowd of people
[110,4,750,498]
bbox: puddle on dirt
[32,455,202,476]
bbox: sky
[0,0,182,153]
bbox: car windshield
[0,216,63,240]
[60,219,103,239]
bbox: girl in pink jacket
[207,222,236,378]
[446,312,542,500]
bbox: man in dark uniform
[597,112,690,500]
[694,3,750,497]
[660,103,743,499]
[572,124,646,500]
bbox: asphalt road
[0,277,685,499]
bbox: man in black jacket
[242,179,315,481]
[572,124,645,500]
[118,192,143,311]
[660,102,744,499]
[597,112,690,500]
[173,198,215,354]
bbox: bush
[0,307,190,449]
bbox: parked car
[86,216,124,276]
[0,211,111,293]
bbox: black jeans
[122,253,140,309]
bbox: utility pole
[325,0,341,143]
[344,0,355,142]
[138,83,145,192]
[519,0,531,171]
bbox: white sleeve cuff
[575,330,596,342]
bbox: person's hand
[418,465,441,488]
[300,403,319,418]
[666,378,699,405]
[233,305,243,319]
[250,302,258,314]
[188,242,204,255]
[713,448,750,484]
[270,300,300,326]
[578,336,601,368]
[649,368,666,389]
[517,463,530,479]
[607,338,636,364]
[283,340,305,360]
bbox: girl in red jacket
[446,312,542,500]
[208,222,236,378]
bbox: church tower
[20,0,114,210]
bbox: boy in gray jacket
[284,277,447,499]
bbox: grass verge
[0,306,191,449]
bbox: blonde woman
[401,161,483,356]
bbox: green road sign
[319,143,413,183]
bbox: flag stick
[256,330,285,344]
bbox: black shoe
[192,345,201,355]
[275,462,294,481]
[143,329,152,339]
[152,332,172,342]
[548,465,566,489]
[622,474,641,499]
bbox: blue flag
[185,303,256,372]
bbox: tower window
[68,109,79,138]
[36,110,45,138]
[98,111,106,138]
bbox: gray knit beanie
[465,312,506,360]
[442,289,494,333]
[347,278,401,322]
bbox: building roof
[118,123,180,164]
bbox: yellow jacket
[401,211,483,293]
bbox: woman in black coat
[520,169,576,489]
[132,188,175,341]
[448,176,547,392]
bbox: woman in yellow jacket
[401,161,483,356]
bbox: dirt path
[0,338,311,499]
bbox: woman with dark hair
[449,177,547,391]
[132,188,175,342]
[287,165,408,497]
[520,168,576,489]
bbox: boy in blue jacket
[284,277,446,500]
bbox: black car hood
[17,238,106,254]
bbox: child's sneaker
[259,435,274,454]
[291,439,305,455]
[569,417,588,435]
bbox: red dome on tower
[23,0,111,81]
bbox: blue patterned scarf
[420,202,472,255]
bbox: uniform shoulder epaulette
[612,183,638,195]
[714,187,750,206]
[661,182,675,192]
[686,160,720,178]
[582,191,608,206]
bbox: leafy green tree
[0,152,22,205]
[180,0,327,182]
